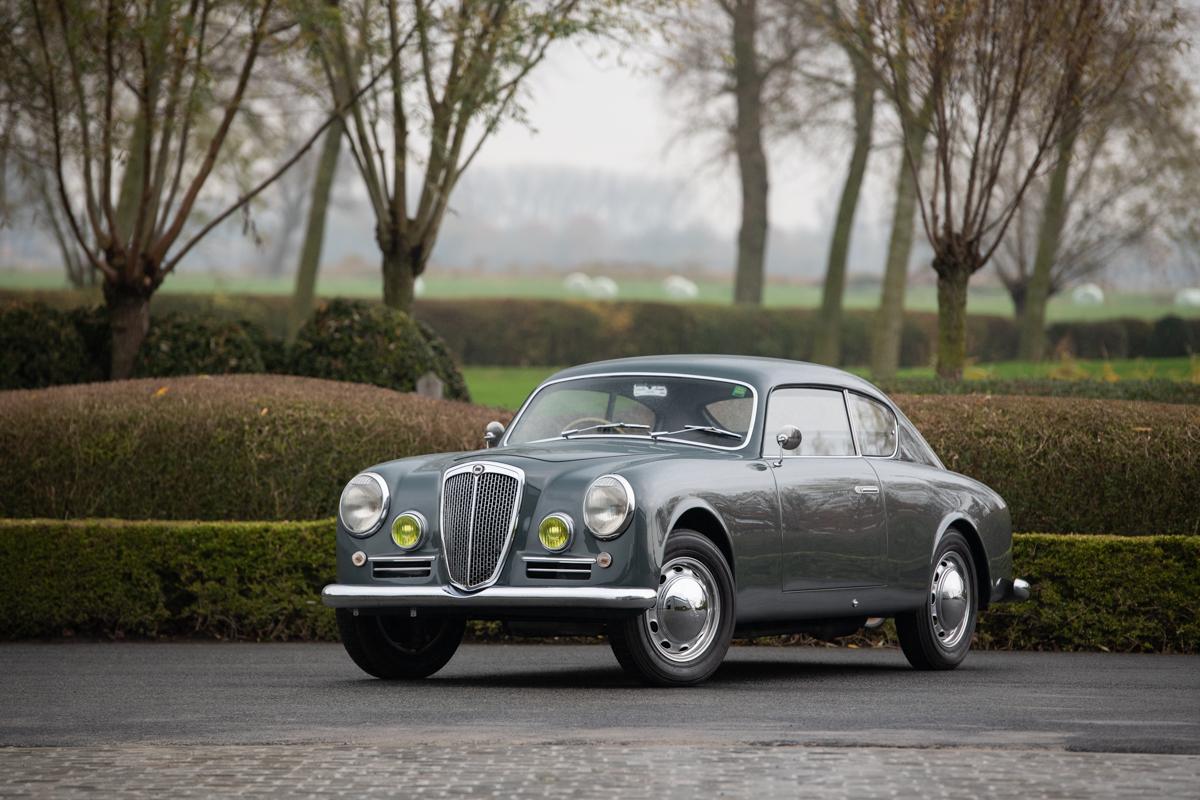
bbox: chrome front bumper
[322,584,658,611]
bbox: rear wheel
[609,530,735,686]
[336,610,465,679]
[896,530,978,670]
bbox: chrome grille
[371,556,434,580]
[440,462,523,590]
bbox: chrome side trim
[853,485,880,494]
[501,372,760,452]
[321,584,657,610]
[439,460,525,593]
[519,555,597,565]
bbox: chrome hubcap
[644,556,720,663]
[929,552,971,648]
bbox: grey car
[323,355,1030,685]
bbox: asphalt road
[2,643,1198,754]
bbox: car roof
[545,355,891,403]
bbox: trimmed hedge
[2,380,1196,534]
[0,522,1194,652]
[0,375,507,521]
[898,394,1200,536]
[880,377,1200,405]
[8,288,1198,369]
[0,299,470,400]
[290,299,469,401]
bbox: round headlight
[538,513,573,552]
[583,474,634,539]
[339,473,389,536]
[391,511,425,550]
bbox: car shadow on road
[327,652,913,691]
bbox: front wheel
[896,530,978,670]
[608,530,735,686]
[336,610,465,679]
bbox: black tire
[608,530,735,686]
[336,610,465,679]
[896,530,978,671]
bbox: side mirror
[773,425,802,466]
[483,421,506,449]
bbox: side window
[848,394,898,457]
[897,417,943,468]
[764,388,856,456]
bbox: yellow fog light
[538,513,573,552]
[391,511,425,550]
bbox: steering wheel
[563,416,622,432]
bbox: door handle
[854,485,880,494]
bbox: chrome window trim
[439,460,525,593]
[501,372,760,452]
[845,390,899,460]
[760,385,860,460]
[338,472,390,537]
[583,473,636,540]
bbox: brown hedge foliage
[896,394,1200,536]
[0,375,510,521]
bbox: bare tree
[813,0,876,365]
[311,0,640,312]
[1,0,294,377]
[865,0,1124,379]
[1009,5,1193,359]
[661,1,812,305]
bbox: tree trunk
[813,57,874,365]
[1008,279,1028,322]
[105,283,151,380]
[1017,129,1077,362]
[287,123,343,338]
[869,124,929,379]
[382,247,416,311]
[934,266,971,380]
[731,0,768,305]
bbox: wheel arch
[667,503,735,582]
[934,515,992,610]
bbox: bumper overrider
[322,584,657,611]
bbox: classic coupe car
[323,355,1029,685]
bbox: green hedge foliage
[289,299,469,401]
[898,394,1200,536]
[0,522,1193,652]
[6,288,1198,368]
[0,301,102,389]
[0,375,502,521]
[0,299,468,400]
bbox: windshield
[506,375,756,449]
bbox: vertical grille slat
[440,463,523,591]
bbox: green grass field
[464,357,1200,409]
[4,268,1197,322]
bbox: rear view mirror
[483,421,506,449]
[773,425,802,466]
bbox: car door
[765,387,888,592]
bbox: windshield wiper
[560,421,652,438]
[650,424,742,441]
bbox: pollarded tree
[311,0,644,312]
[1008,5,1193,360]
[0,0,294,378]
[864,0,1131,379]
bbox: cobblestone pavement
[1,741,1198,799]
